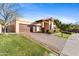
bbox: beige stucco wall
[51,21,56,29]
[36,26,41,32]
[51,22,54,29]
[15,19,32,33]
[15,21,19,33]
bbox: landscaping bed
[53,32,71,40]
[0,34,52,56]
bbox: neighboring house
[0,17,56,33]
[30,17,56,32]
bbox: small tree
[0,19,4,25]
[0,3,20,33]
[54,19,62,29]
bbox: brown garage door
[19,24,30,33]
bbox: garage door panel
[19,24,30,32]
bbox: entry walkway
[22,32,66,55]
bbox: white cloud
[23,12,77,24]
[40,14,77,24]
[57,16,76,24]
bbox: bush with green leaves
[54,28,60,33]
[47,30,54,34]
[47,28,60,34]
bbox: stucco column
[48,20,51,30]
[52,22,54,29]
[42,21,44,28]
[16,21,19,33]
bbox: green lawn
[0,34,52,56]
[53,32,71,40]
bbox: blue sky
[17,3,79,24]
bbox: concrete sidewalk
[61,34,79,56]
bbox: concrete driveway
[22,32,66,55]
[61,34,79,56]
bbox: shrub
[47,28,60,34]
[47,30,53,34]
[37,31,42,33]
[54,28,60,33]
[61,31,72,34]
